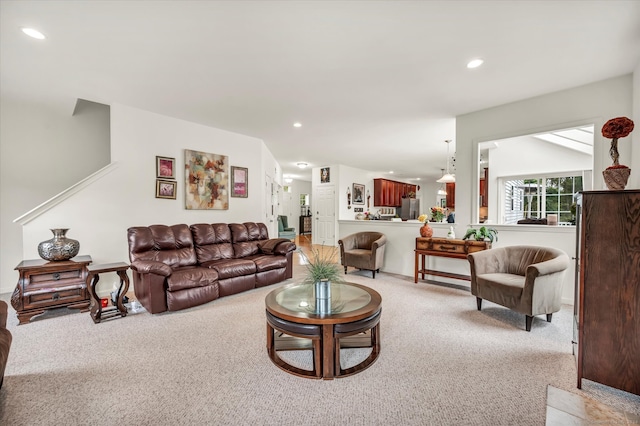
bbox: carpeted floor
[1,264,638,425]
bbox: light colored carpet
[1,267,638,425]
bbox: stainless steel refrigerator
[400,198,420,220]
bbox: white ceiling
[2,1,639,182]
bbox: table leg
[115,270,130,317]
[87,273,102,324]
[322,324,335,380]
[421,254,426,280]
[414,251,418,283]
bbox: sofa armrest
[526,253,570,278]
[274,241,296,255]
[371,235,387,252]
[130,260,172,277]
[0,301,8,329]
[259,238,295,255]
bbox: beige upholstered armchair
[467,245,569,331]
[338,232,386,279]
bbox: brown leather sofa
[127,222,295,313]
[0,300,12,389]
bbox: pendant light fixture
[437,169,448,195]
[437,140,456,183]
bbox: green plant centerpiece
[462,226,498,243]
[299,243,344,285]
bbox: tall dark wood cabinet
[299,215,312,235]
[575,190,640,396]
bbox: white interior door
[314,185,335,246]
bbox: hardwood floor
[293,234,340,266]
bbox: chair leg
[344,266,348,274]
[372,270,375,279]
[546,313,553,322]
[525,315,533,332]
[476,297,482,311]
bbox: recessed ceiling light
[467,58,484,69]
[296,162,308,169]
[293,122,302,128]
[21,27,46,40]
[389,171,394,174]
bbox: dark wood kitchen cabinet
[374,179,417,207]
[445,183,455,208]
[574,190,639,396]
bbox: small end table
[86,262,130,323]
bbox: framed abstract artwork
[231,166,248,198]
[156,156,175,179]
[156,179,177,199]
[184,149,229,210]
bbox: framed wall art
[156,156,175,179]
[353,183,365,205]
[184,149,229,210]
[156,179,177,199]
[231,166,248,198]
[320,167,330,183]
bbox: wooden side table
[414,237,491,283]
[12,255,92,325]
[86,262,130,323]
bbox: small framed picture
[231,166,248,198]
[320,167,330,183]
[156,156,175,179]
[156,179,177,199]
[353,183,365,205]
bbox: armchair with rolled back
[338,232,387,279]
[467,245,570,331]
[277,215,296,240]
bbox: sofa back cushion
[229,223,269,258]
[128,224,197,268]
[190,223,235,264]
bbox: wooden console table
[414,237,491,283]
[11,255,92,324]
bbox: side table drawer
[29,269,82,284]
[24,286,85,310]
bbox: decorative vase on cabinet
[37,228,80,261]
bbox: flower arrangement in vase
[417,214,433,237]
[430,206,446,222]
[601,116,634,190]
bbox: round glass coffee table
[265,281,382,380]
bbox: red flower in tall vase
[602,117,634,167]
[601,116,634,190]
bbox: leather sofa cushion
[190,223,234,263]
[202,258,257,279]
[128,224,197,268]
[250,255,288,272]
[166,266,219,292]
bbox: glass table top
[274,282,372,315]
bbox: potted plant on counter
[462,226,498,243]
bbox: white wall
[456,74,634,229]
[0,98,110,294]
[17,104,273,295]
[486,135,592,223]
